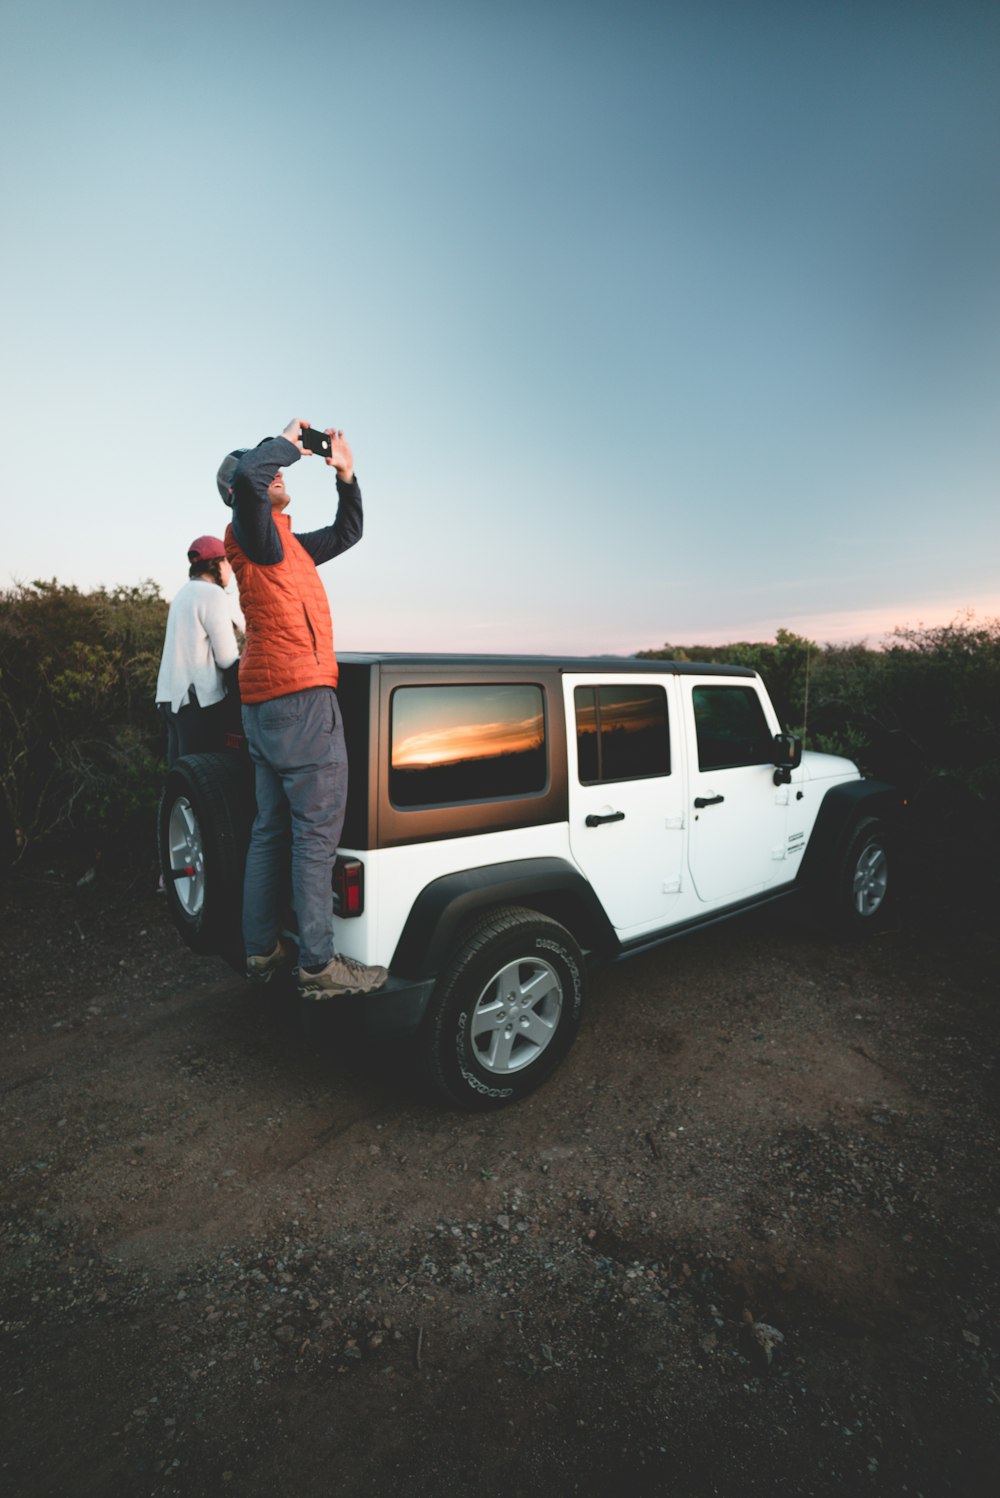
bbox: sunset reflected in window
[391,685,547,807]
[575,685,670,784]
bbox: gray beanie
[216,449,248,506]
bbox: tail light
[332,857,364,917]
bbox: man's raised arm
[295,428,364,565]
[229,435,301,564]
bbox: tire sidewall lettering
[455,1011,514,1099]
[536,938,583,1019]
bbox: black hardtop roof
[339,652,757,679]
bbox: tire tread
[424,905,584,1110]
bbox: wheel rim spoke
[519,1007,557,1046]
[853,844,887,915]
[471,956,564,1075]
[487,1026,518,1071]
[167,795,205,918]
[471,993,504,1041]
[519,966,554,1004]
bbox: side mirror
[772,732,802,785]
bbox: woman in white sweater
[155,535,244,764]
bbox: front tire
[424,907,586,1110]
[836,816,891,933]
[158,752,252,957]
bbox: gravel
[1,865,998,1496]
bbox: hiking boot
[297,952,389,1001]
[245,938,294,984]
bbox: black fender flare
[389,857,615,980]
[796,779,904,894]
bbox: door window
[692,686,773,771]
[574,685,670,784]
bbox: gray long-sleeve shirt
[230,436,363,567]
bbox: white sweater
[155,580,244,712]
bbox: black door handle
[693,795,725,808]
[585,810,626,827]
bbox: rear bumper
[231,938,436,1036]
[362,973,436,1036]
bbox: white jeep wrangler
[159,654,901,1109]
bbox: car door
[564,675,685,935]
[683,678,789,905]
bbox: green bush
[638,616,1000,805]
[0,579,167,863]
[638,627,817,732]
[3,580,998,887]
[807,618,1000,795]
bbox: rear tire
[158,753,252,957]
[423,906,586,1110]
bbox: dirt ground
[1,861,998,1498]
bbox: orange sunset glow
[392,714,543,769]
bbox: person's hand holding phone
[323,429,354,481]
[281,417,311,454]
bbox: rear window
[390,684,547,808]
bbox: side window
[692,685,773,771]
[390,684,546,808]
[574,685,670,784]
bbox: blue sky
[3,0,999,651]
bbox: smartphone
[300,426,331,457]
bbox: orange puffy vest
[225,513,338,705]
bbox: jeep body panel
[337,824,592,971]
[390,856,614,978]
[678,673,796,905]
[333,658,871,986]
[795,777,904,892]
[563,671,687,933]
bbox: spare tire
[158,752,252,958]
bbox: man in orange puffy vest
[218,418,387,1000]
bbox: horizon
[6,571,996,658]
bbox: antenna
[801,642,813,749]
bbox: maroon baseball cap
[187,535,227,562]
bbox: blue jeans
[241,686,347,969]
